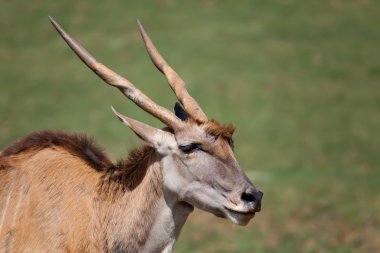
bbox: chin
[224,210,256,226]
[209,206,257,226]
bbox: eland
[0,17,263,252]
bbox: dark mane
[1,131,114,171]
[98,145,159,197]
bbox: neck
[96,146,193,253]
[142,191,194,252]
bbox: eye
[179,143,202,154]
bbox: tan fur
[0,132,163,252]
[0,117,259,252]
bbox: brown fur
[0,131,161,200]
[0,131,163,252]
[1,131,113,171]
[0,121,235,252]
[98,145,158,199]
[184,118,235,140]
[204,120,235,140]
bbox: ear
[174,102,190,121]
[111,106,177,155]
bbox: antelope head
[49,17,263,226]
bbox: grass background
[1,0,379,252]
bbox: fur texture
[0,119,244,252]
[1,131,113,171]
[0,131,163,252]
[203,120,235,140]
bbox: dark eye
[179,143,201,154]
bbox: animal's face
[50,17,263,226]
[154,116,262,225]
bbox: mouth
[222,206,257,226]
[224,207,257,216]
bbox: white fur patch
[142,195,193,253]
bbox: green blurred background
[1,0,379,252]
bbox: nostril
[241,191,257,203]
[241,190,263,208]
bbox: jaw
[165,182,258,226]
[192,201,256,226]
[221,201,259,225]
[222,208,256,225]
[180,186,258,226]
[161,156,258,226]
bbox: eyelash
[179,143,203,154]
[179,138,234,154]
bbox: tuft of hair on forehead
[203,119,235,140]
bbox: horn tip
[110,106,122,120]
[136,19,146,36]
[48,16,57,25]
[110,106,131,127]
[48,15,62,32]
